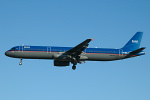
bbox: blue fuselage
[4,32,146,70]
[5,45,145,61]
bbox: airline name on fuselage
[24,46,30,48]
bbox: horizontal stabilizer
[125,47,146,58]
[129,47,145,55]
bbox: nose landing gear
[19,59,22,65]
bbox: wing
[65,39,92,57]
[54,39,93,66]
[55,39,92,62]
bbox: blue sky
[0,0,150,100]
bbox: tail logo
[132,40,138,43]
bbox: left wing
[65,39,92,57]
[55,39,92,62]
[54,39,93,68]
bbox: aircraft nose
[5,51,9,56]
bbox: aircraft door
[119,49,123,56]
[47,47,51,53]
[19,45,24,52]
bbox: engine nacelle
[54,60,70,66]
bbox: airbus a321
[5,32,146,70]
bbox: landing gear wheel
[19,62,22,65]
[72,65,76,70]
[19,59,22,65]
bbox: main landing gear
[19,59,22,65]
[71,58,78,70]
[72,65,76,70]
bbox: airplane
[5,32,146,70]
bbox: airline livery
[5,32,146,70]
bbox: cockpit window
[11,48,15,50]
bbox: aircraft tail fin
[122,32,143,51]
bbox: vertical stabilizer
[122,32,143,51]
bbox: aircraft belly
[8,51,126,61]
[84,54,125,61]
[9,51,54,59]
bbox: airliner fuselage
[5,32,146,70]
[5,46,130,61]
